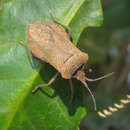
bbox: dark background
[79,0,130,129]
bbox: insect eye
[72,64,84,77]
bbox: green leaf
[0,0,103,130]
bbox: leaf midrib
[63,0,85,25]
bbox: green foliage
[0,0,103,129]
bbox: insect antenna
[81,80,97,111]
[74,70,114,111]
[85,72,114,82]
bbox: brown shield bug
[20,14,114,110]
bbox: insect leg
[19,42,33,59]
[69,79,74,104]
[20,42,45,69]
[50,13,72,39]
[32,72,59,93]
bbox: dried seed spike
[97,112,106,118]
[127,95,130,99]
[103,109,112,116]
[98,94,130,118]
[120,99,130,104]
[108,106,118,112]
[114,103,124,109]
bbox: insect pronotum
[20,14,114,110]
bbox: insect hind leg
[49,13,72,40]
[20,42,39,68]
[20,42,33,59]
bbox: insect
[20,14,114,110]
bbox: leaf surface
[0,0,103,129]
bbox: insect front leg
[50,13,72,39]
[32,72,59,93]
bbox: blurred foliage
[79,0,130,130]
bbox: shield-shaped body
[27,22,88,79]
